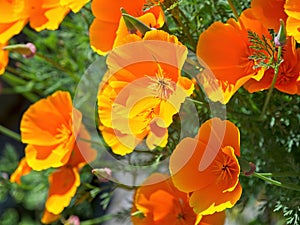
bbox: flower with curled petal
[20,90,82,171]
[170,118,242,215]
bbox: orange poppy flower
[131,173,226,225]
[285,0,300,42]
[89,0,164,55]
[0,42,8,75]
[244,37,300,94]
[250,0,287,31]
[10,157,32,185]
[20,90,82,171]
[0,0,85,43]
[169,118,242,215]
[97,30,194,155]
[42,124,97,223]
[196,9,269,104]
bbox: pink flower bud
[92,168,112,182]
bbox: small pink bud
[92,168,112,182]
[244,162,256,176]
[23,43,36,58]
[274,19,287,47]
[2,43,36,59]
[65,215,80,225]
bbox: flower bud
[274,19,287,47]
[65,215,80,225]
[3,43,36,58]
[92,168,112,182]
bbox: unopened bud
[3,43,36,58]
[274,19,287,47]
[92,168,112,182]
[65,215,80,225]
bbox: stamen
[146,63,175,100]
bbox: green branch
[253,172,300,192]
[0,125,21,141]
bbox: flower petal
[45,167,80,215]
[10,157,32,184]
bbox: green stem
[227,0,239,20]
[187,98,204,106]
[35,53,80,82]
[80,214,113,225]
[253,172,300,192]
[257,172,300,177]
[2,72,39,102]
[0,125,21,141]
[260,46,283,118]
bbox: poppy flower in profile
[244,37,300,94]
[196,9,268,104]
[131,173,226,225]
[89,0,164,55]
[0,43,8,75]
[20,90,82,171]
[97,30,194,155]
[285,0,300,43]
[10,157,32,185]
[169,118,242,215]
[41,125,97,224]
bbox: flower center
[146,63,175,100]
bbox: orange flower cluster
[197,0,300,104]
[97,29,194,155]
[131,173,226,225]
[0,0,89,75]
[89,0,164,55]
[10,91,97,224]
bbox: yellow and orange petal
[89,0,164,55]
[27,0,70,32]
[285,0,300,43]
[170,118,242,215]
[41,209,61,224]
[198,211,226,225]
[21,91,82,170]
[244,37,300,94]
[60,0,90,13]
[0,43,9,75]
[98,30,194,155]
[131,173,200,225]
[10,157,32,185]
[45,167,80,215]
[0,0,29,43]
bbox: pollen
[146,63,175,100]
